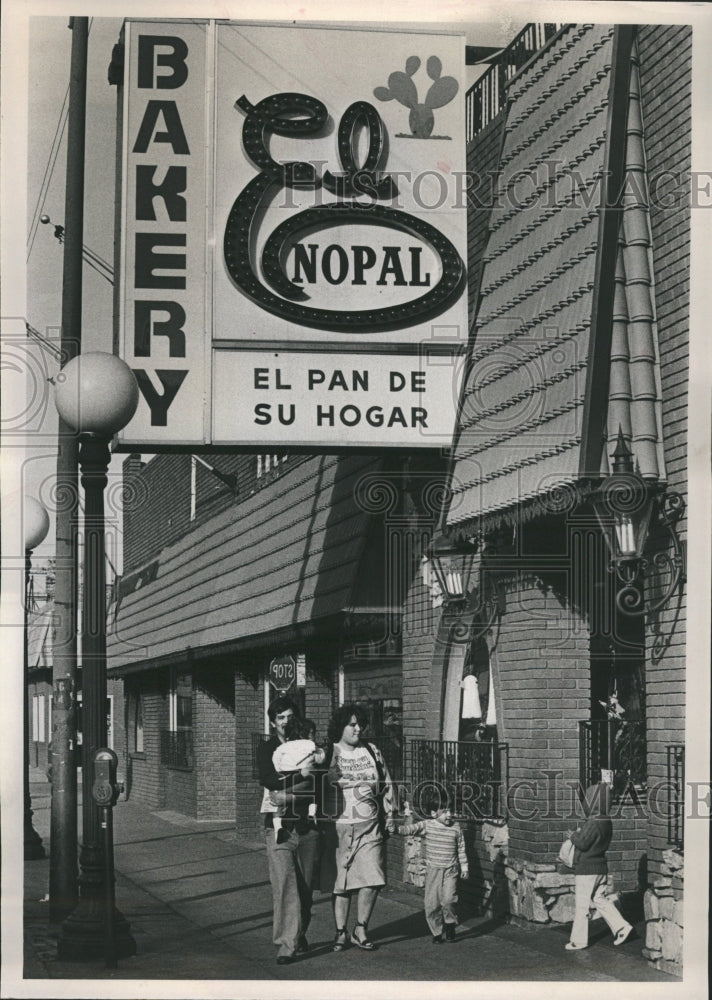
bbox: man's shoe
[276,954,295,965]
[431,933,443,944]
[614,925,633,946]
[443,923,457,942]
[296,936,309,954]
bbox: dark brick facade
[234,661,264,844]
[124,674,168,809]
[636,24,690,886]
[195,663,236,820]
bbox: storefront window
[163,670,193,769]
[134,694,144,753]
[169,671,192,731]
[443,635,497,743]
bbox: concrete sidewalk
[22,770,676,986]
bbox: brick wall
[124,675,166,809]
[122,453,192,573]
[637,24,690,883]
[195,663,236,820]
[304,654,336,744]
[108,677,127,780]
[402,574,444,742]
[122,452,311,575]
[493,572,591,863]
[235,661,265,843]
[165,751,197,816]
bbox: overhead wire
[27,17,95,262]
[26,87,70,260]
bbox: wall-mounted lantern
[428,533,503,640]
[591,428,685,615]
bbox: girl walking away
[565,782,633,951]
[396,786,469,943]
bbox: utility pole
[49,15,88,922]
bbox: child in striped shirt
[397,786,469,943]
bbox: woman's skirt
[333,818,385,893]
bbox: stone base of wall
[505,857,626,929]
[506,858,576,924]
[642,848,683,976]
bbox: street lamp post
[24,497,50,859]
[54,352,138,961]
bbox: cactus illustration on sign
[374,56,459,138]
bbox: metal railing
[250,734,505,818]
[405,738,508,820]
[666,744,685,851]
[369,736,404,782]
[579,720,647,795]
[160,729,193,770]
[466,22,564,140]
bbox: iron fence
[368,736,404,782]
[466,22,564,140]
[579,719,647,796]
[160,729,193,770]
[404,738,508,820]
[666,744,685,851]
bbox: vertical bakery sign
[117,20,467,448]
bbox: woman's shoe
[614,925,633,946]
[333,927,348,952]
[351,922,376,950]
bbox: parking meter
[92,747,121,967]
[92,747,121,806]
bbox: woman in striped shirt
[397,785,469,943]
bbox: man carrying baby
[256,696,322,965]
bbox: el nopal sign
[269,655,297,691]
[116,20,467,450]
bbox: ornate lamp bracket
[612,489,686,616]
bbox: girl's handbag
[558,837,576,868]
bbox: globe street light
[54,352,138,961]
[24,496,50,859]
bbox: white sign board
[117,20,467,449]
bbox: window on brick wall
[134,693,144,753]
[587,584,647,796]
[162,670,193,769]
[431,634,505,817]
[442,635,498,744]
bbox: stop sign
[269,655,296,690]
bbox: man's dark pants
[265,826,320,958]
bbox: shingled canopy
[448,24,665,535]
[107,454,381,672]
